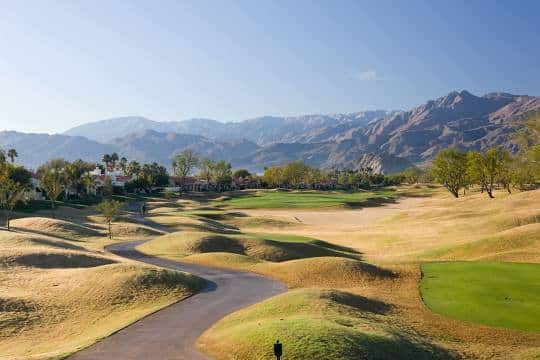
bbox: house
[169,176,210,192]
[28,173,45,200]
[89,167,134,188]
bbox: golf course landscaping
[420,261,540,332]
[2,186,540,359]
[213,188,399,209]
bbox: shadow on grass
[342,196,398,209]
[310,240,361,255]
[325,290,393,314]
[10,253,116,269]
[9,228,89,242]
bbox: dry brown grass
[0,215,202,359]
[141,187,540,359]
[239,188,540,264]
[10,217,101,238]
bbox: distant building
[28,173,45,200]
[89,167,134,188]
[169,176,209,192]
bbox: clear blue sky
[1,0,539,133]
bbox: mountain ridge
[4,90,539,173]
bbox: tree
[126,161,141,177]
[81,173,97,196]
[282,161,310,189]
[262,166,283,188]
[63,160,89,197]
[0,150,5,164]
[211,161,232,191]
[172,150,199,186]
[431,148,467,198]
[495,149,513,193]
[140,162,169,188]
[38,159,68,215]
[7,149,18,164]
[198,158,215,184]
[102,154,111,171]
[97,200,122,239]
[401,167,423,184]
[110,153,119,170]
[515,112,540,178]
[102,177,113,197]
[466,151,487,193]
[119,157,128,173]
[233,169,251,181]
[0,164,32,230]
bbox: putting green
[216,190,396,209]
[420,262,540,332]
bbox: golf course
[1,186,539,359]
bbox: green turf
[420,262,540,332]
[215,190,397,209]
[203,289,454,359]
[16,192,168,213]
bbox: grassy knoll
[420,262,540,332]
[0,217,203,359]
[289,188,540,264]
[137,230,361,264]
[198,288,455,360]
[141,187,540,359]
[214,189,398,209]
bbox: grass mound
[11,217,101,238]
[2,249,117,269]
[139,231,360,263]
[0,231,85,251]
[258,257,395,288]
[198,288,454,360]
[420,262,540,332]
[0,262,203,359]
[425,223,540,262]
[228,215,297,228]
[109,222,164,237]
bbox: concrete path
[70,240,287,360]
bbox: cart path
[69,240,287,360]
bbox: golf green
[420,261,540,332]
[216,190,396,209]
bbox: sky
[1,0,539,134]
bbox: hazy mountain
[64,111,388,145]
[5,90,540,174]
[112,130,260,166]
[0,131,117,169]
[332,91,540,164]
[64,116,173,143]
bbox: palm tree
[0,150,6,164]
[102,154,111,172]
[119,157,128,174]
[126,161,141,177]
[110,153,119,170]
[7,149,18,164]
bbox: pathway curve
[69,240,287,360]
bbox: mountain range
[1,90,538,173]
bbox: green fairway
[215,190,397,209]
[420,262,540,332]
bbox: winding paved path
[70,240,287,360]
